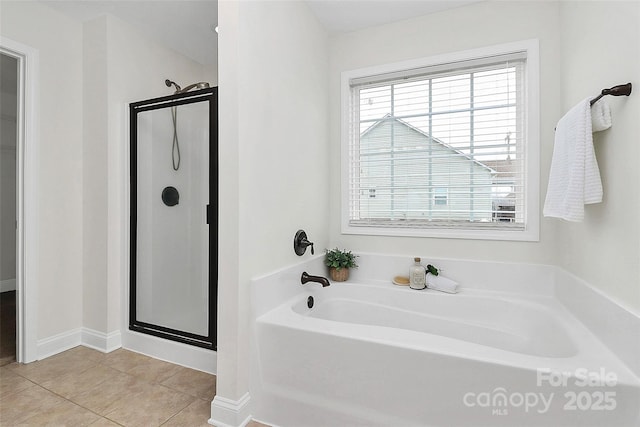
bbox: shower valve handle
[294,230,314,256]
[305,240,315,255]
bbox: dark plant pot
[329,267,349,282]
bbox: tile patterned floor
[0,346,268,427]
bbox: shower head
[165,79,181,93]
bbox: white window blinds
[347,52,527,232]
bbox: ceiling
[307,0,481,34]
[45,0,219,65]
[44,0,481,66]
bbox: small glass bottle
[409,257,426,290]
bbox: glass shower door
[129,88,217,349]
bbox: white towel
[591,99,612,132]
[543,98,606,222]
[426,273,459,294]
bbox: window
[341,41,539,241]
[433,188,448,206]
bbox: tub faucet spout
[301,272,330,287]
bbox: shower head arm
[165,79,210,94]
[175,82,210,94]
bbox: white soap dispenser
[409,257,426,290]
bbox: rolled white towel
[591,99,612,132]
[426,273,459,294]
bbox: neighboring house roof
[361,114,496,174]
[482,159,517,176]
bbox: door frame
[128,87,218,350]
[0,37,39,363]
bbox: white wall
[83,13,215,337]
[0,1,84,340]
[557,1,640,312]
[216,0,329,413]
[328,0,562,264]
[82,15,109,335]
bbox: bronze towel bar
[590,82,632,107]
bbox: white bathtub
[250,256,640,427]
[292,285,577,358]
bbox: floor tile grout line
[5,355,144,424]
[4,382,105,427]
[28,381,110,423]
[84,375,191,426]
[0,369,41,398]
[158,395,203,426]
[159,365,184,385]
[99,385,200,426]
[95,356,214,398]
[6,357,102,383]
[87,368,203,425]
[0,377,39,405]
[100,414,126,426]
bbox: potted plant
[325,248,358,282]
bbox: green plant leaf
[324,247,358,269]
[426,264,439,276]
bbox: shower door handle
[206,204,211,224]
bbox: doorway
[0,53,18,366]
[0,54,18,366]
[1,38,39,364]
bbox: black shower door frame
[129,87,218,350]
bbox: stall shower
[129,81,218,350]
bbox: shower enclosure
[129,86,217,350]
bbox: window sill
[342,222,540,242]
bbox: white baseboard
[36,327,122,360]
[122,328,216,374]
[209,392,252,427]
[0,278,16,292]
[36,327,215,373]
[37,328,82,360]
[81,328,122,353]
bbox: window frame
[340,40,540,242]
[433,188,449,207]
